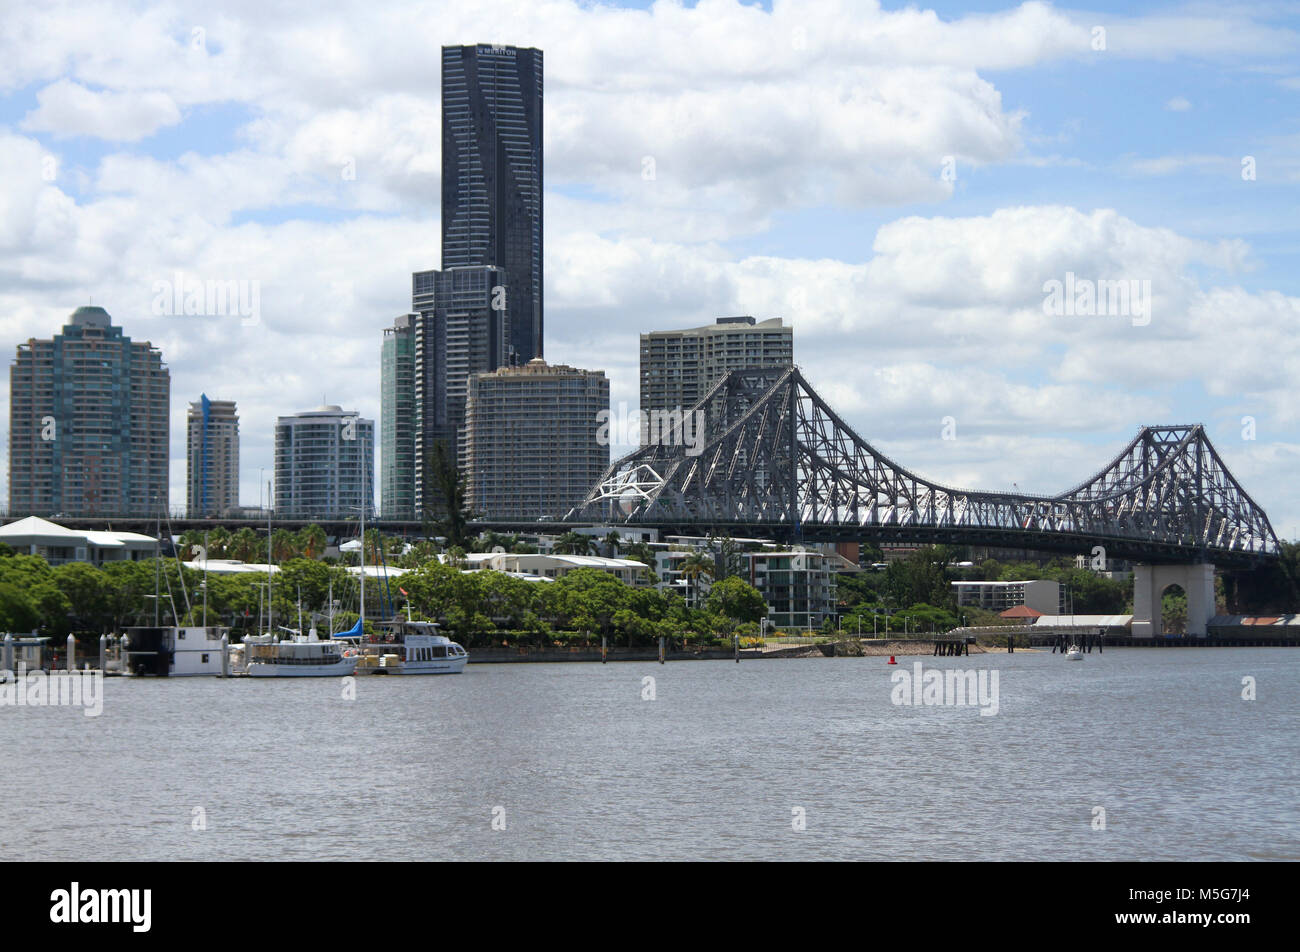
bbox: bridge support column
[1131,563,1215,638]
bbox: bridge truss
[565,367,1280,566]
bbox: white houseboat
[122,626,229,677]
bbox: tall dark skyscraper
[407,44,544,518]
[441,44,543,364]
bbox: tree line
[0,542,767,650]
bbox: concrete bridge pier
[1131,562,1215,637]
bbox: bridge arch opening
[1132,563,1215,638]
[1159,583,1188,635]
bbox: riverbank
[466,639,1039,663]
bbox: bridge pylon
[1131,562,1216,637]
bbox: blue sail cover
[332,619,364,639]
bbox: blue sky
[1,0,1298,538]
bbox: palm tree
[678,553,715,608]
[555,531,597,555]
[208,525,232,559]
[474,531,510,553]
[603,530,623,558]
[229,527,260,562]
[178,530,205,562]
[297,523,327,560]
[271,527,297,562]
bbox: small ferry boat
[1065,644,1084,661]
[345,618,468,675]
[240,628,359,678]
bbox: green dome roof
[69,305,112,327]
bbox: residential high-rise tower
[640,317,793,415]
[463,359,608,521]
[8,306,169,517]
[381,314,417,520]
[274,406,374,519]
[186,395,239,517]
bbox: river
[3,648,1296,860]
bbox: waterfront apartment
[8,306,169,517]
[640,316,793,419]
[186,395,239,517]
[951,579,1065,615]
[273,406,374,518]
[654,543,856,630]
[462,551,650,586]
[462,360,610,521]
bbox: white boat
[1065,644,1084,660]
[240,629,359,678]
[346,618,468,675]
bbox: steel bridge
[564,367,1281,568]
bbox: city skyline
[1,3,1299,534]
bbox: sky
[1,0,1298,537]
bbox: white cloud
[21,80,182,141]
[1165,96,1192,111]
[0,0,1298,535]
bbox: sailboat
[238,493,357,678]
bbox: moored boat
[343,618,468,675]
[123,626,229,677]
[240,629,359,678]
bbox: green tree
[0,554,72,632]
[100,559,159,629]
[709,535,744,580]
[424,442,475,549]
[0,582,40,632]
[705,576,766,624]
[53,561,113,633]
[554,532,597,555]
[270,528,298,562]
[207,526,232,559]
[228,527,261,562]
[297,524,328,560]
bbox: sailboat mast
[359,501,365,628]
[266,480,273,635]
[154,509,161,626]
